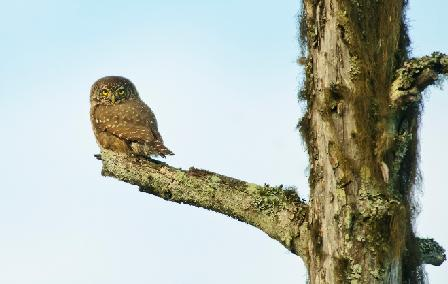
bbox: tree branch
[390,52,448,107]
[417,237,446,266]
[98,150,310,258]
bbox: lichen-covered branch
[391,52,448,107]
[417,238,446,266]
[98,150,310,258]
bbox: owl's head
[90,76,139,105]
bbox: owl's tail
[130,141,174,158]
[153,140,174,158]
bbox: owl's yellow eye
[101,89,109,96]
[117,89,125,95]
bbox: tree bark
[299,0,446,282]
[94,1,447,283]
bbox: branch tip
[417,237,446,266]
[391,52,448,107]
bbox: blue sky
[0,0,446,283]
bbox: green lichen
[349,56,362,80]
[369,268,385,280]
[358,165,401,219]
[208,175,221,183]
[335,186,347,202]
[356,235,366,242]
[348,263,362,283]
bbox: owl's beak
[110,94,116,104]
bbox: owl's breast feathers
[91,99,174,158]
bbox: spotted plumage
[90,76,173,158]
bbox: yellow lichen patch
[335,186,347,202]
[348,263,362,283]
[349,56,362,80]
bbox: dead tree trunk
[299,0,446,282]
[94,0,446,283]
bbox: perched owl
[90,76,174,158]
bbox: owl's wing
[93,103,157,144]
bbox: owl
[90,76,174,158]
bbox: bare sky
[0,0,446,283]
